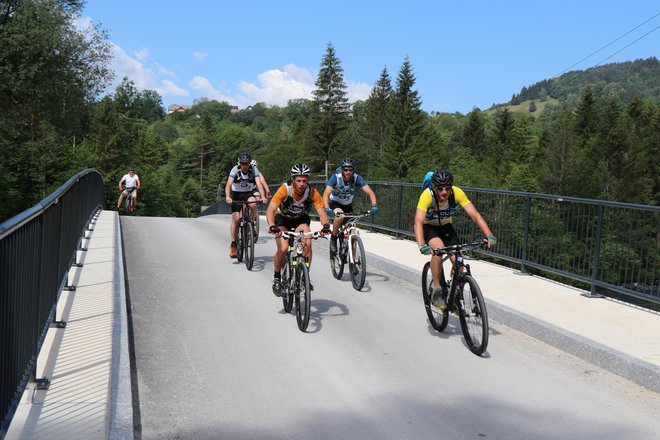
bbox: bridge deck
[4,210,659,439]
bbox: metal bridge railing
[202,181,659,308]
[0,169,105,438]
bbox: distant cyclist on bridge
[226,152,266,258]
[414,169,496,310]
[117,168,141,210]
[267,163,331,296]
[322,157,378,255]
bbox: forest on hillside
[1,0,658,223]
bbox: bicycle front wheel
[243,221,254,270]
[349,235,366,291]
[236,221,244,262]
[422,262,448,332]
[253,212,260,242]
[282,261,293,313]
[295,262,311,331]
[458,274,489,356]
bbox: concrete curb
[107,212,134,440]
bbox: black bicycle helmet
[340,157,356,169]
[290,163,311,177]
[238,152,252,163]
[431,169,454,187]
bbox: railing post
[520,196,531,274]
[395,185,403,239]
[583,204,605,298]
[470,192,478,241]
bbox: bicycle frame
[434,242,483,311]
[281,230,321,265]
[336,212,370,265]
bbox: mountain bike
[123,187,137,216]
[329,211,370,291]
[421,241,489,356]
[234,200,259,271]
[277,229,323,332]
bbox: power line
[553,12,659,78]
[593,25,660,67]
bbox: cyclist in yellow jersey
[267,163,331,296]
[414,169,496,310]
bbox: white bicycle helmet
[290,163,311,177]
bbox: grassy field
[486,97,560,117]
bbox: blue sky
[80,1,659,114]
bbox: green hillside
[509,57,659,107]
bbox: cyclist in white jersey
[225,152,266,258]
[117,168,141,210]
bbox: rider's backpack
[422,171,434,190]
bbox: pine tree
[381,57,429,180]
[304,43,350,170]
[462,108,485,159]
[574,85,598,146]
[361,67,392,162]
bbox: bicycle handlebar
[280,230,325,240]
[432,241,486,256]
[335,211,371,219]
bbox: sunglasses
[342,167,353,172]
[435,186,452,192]
[239,162,249,165]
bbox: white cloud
[346,80,372,103]
[193,52,208,61]
[135,48,150,61]
[110,43,157,90]
[188,76,235,104]
[236,64,316,107]
[73,15,93,33]
[157,80,189,97]
[158,65,176,77]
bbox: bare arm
[259,175,270,195]
[463,202,495,247]
[414,208,427,247]
[266,200,278,228]
[362,184,377,206]
[225,177,234,203]
[322,185,333,208]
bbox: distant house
[167,104,192,114]
[230,105,239,114]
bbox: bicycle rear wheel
[458,274,489,356]
[125,196,133,215]
[422,262,448,331]
[295,262,311,331]
[349,235,366,291]
[282,261,293,313]
[236,221,244,262]
[330,236,345,279]
[243,220,254,270]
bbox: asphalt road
[121,215,660,440]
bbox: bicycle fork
[342,231,358,265]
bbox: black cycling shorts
[329,200,353,213]
[423,223,460,247]
[274,214,311,231]
[231,191,255,213]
